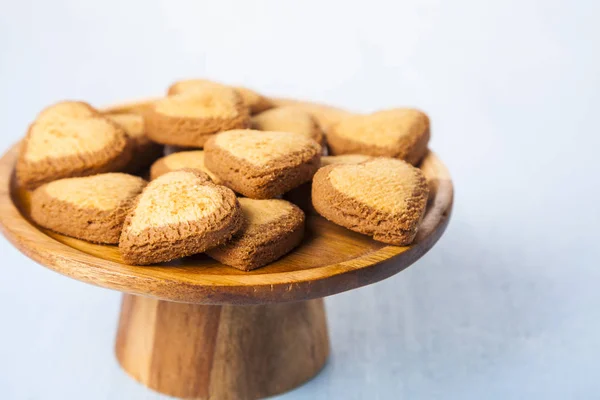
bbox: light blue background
[1,1,599,399]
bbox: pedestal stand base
[115,294,330,400]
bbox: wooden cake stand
[0,100,453,400]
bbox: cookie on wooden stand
[285,154,372,213]
[207,198,305,271]
[150,150,221,183]
[270,100,354,134]
[312,157,429,245]
[204,129,321,199]
[17,101,132,190]
[119,169,243,265]
[145,88,250,148]
[168,78,273,115]
[327,108,430,165]
[30,173,146,244]
[252,106,325,146]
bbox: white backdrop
[1,1,599,399]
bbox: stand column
[115,294,330,400]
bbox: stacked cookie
[21,78,432,270]
[17,101,133,190]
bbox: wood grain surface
[116,294,329,399]
[0,100,453,305]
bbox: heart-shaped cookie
[204,129,321,199]
[273,102,354,134]
[207,198,305,270]
[251,106,325,146]
[312,157,429,245]
[168,79,273,115]
[145,88,250,147]
[327,108,430,165]
[36,101,97,120]
[105,112,163,172]
[17,101,132,190]
[31,173,147,243]
[285,154,374,212]
[119,169,243,265]
[150,150,221,183]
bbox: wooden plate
[0,101,453,305]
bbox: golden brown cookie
[206,198,305,270]
[30,173,146,244]
[270,101,354,133]
[119,169,243,265]
[204,130,321,199]
[17,101,132,190]
[145,89,250,147]
[285,154,373,212]
[327,109,430,165]
[105,113,163,172]
[234,86,274,114]
[251,106,325,146]
[312,157,429,245]
[150,150,221,183]
[36,101,97,120]
[168,79,273,114]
